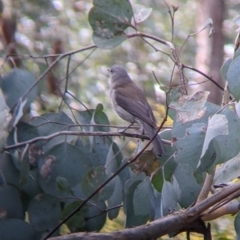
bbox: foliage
[0,0,240,240]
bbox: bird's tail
[141,121,165,156]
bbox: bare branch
[5,129,171,150]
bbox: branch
[10,45,97,111]
[127,32,187,95]
[48,181,240,240]
[4,130,172,150]
[182,64,225,92]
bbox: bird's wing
[114,86,156,127]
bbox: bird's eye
[107,68,113,73]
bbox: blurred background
[0,0,238,115]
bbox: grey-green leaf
[28,194,61,232]
[0,219,35,240]
[88,0,133,49]
[1,69,38,111]
[200,114,228,158]
[227,55,240,101]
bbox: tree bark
[193,0,225,105]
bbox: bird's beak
[107,68,111,73]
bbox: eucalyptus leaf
[0,219,35,240]
[170,91,209,123]
[88,0,133,49]
[235,211,240,240]
[0,89,11,151]
[81,166,114,202]
[220,58,232,80]
[124,179,148,227]
[30,112,77,152]
[172,163,203,208]
[200,114,228,158]
[161,181,177,216]
[227,55,240,101]
[28,194,61,232]
[133,180,153,217]
[38,142,92,198]
[1,69,38,111]
[107,176,123,220]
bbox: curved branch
[182,64,225,91]
[127,32,187,95]
[49,182,240,240]
[11,45,97,111]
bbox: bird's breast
[110,88,135,123]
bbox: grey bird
[108,64,165,156]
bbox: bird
[108,64,165,156]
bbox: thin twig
[182,64,225,91]
[4,130,171,150]
[11,45,97,111]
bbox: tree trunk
[194,0,225,105]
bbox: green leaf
[132,5,152,23]
[62,200,107,232]
[161,181,177,216]
[81,166,114,201]
[1,69,38,111]
[190,18,214,37]
[170,91,209,123]
[151,169,164,192]
[0,89,11,152]
[0,185,24,219]
[9,98,28,131]
[7,122,40,177]
[107,176,122,220]
[133,180,153,217]
[91,103,110,132]
[105,142,122,174]
[28,194,61,232]
[174,123,206,169]
[227,55,240,101]
[21,168,42,199]
[56,176,73,195]
[214,151,240,185]
[172,164,203,208]
[0,219,35,240]
[80,200,107,232]
[173,101,240,165]
[0,153,19,186]
[77,106,112,167]
[163,157,178,181]
[38,142,92,198]
[195,140,216,174]
[200,114,228,158]
[77,109,95,131]
[88,0,133,49]
[235,212,240,240]
[124,179,148,227]
[61,200,87,233]
[158,129,177,179]
[30,112,77,152]
[216,106,240,163]
[92,34,127,49]
[234,47,240,59]
[220,58,232,80]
